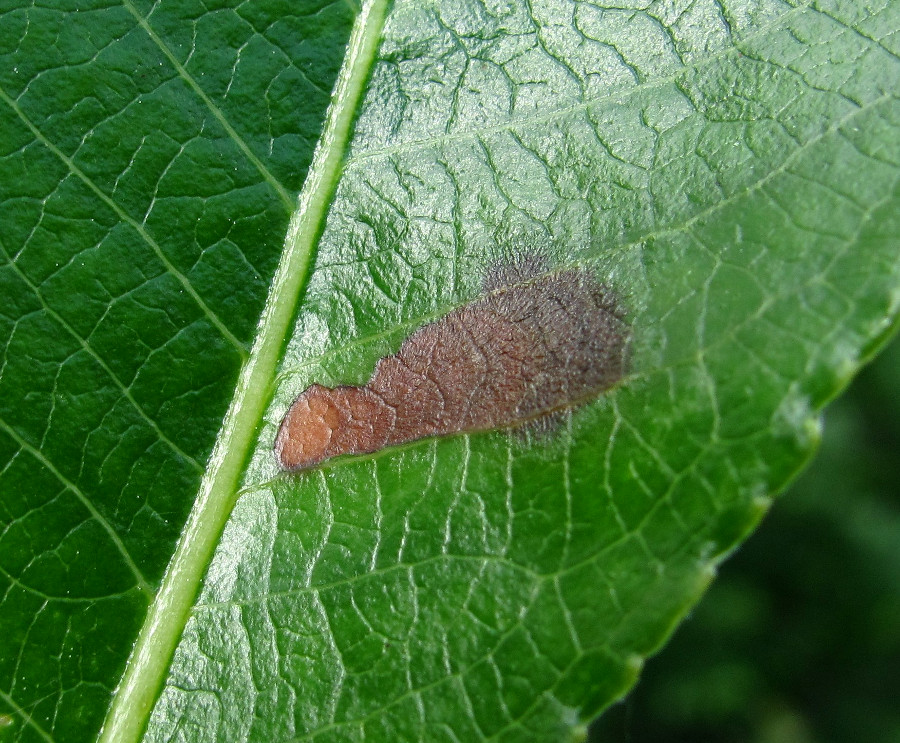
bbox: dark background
[591,334,900,743]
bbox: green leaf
[3,1,899,743]
[0,0,355,740]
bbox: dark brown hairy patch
[275,259,628,471]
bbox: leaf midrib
[97,2,391,742]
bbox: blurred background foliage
[591,333,900,743]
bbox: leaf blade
[0,0,356,740]
[98,3,390,742]
[145,0,900,740]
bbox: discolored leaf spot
[275,260,629,470]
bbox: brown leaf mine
[275,262,628,470]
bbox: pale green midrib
[0,242,204,474]
[96,2,390,742]
[121,0,295,212]
[0,85,248,362]
[0,416,154,599]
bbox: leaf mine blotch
[275,261,628,470]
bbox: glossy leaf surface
[1,0,898,741]
[149,0,900,740]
